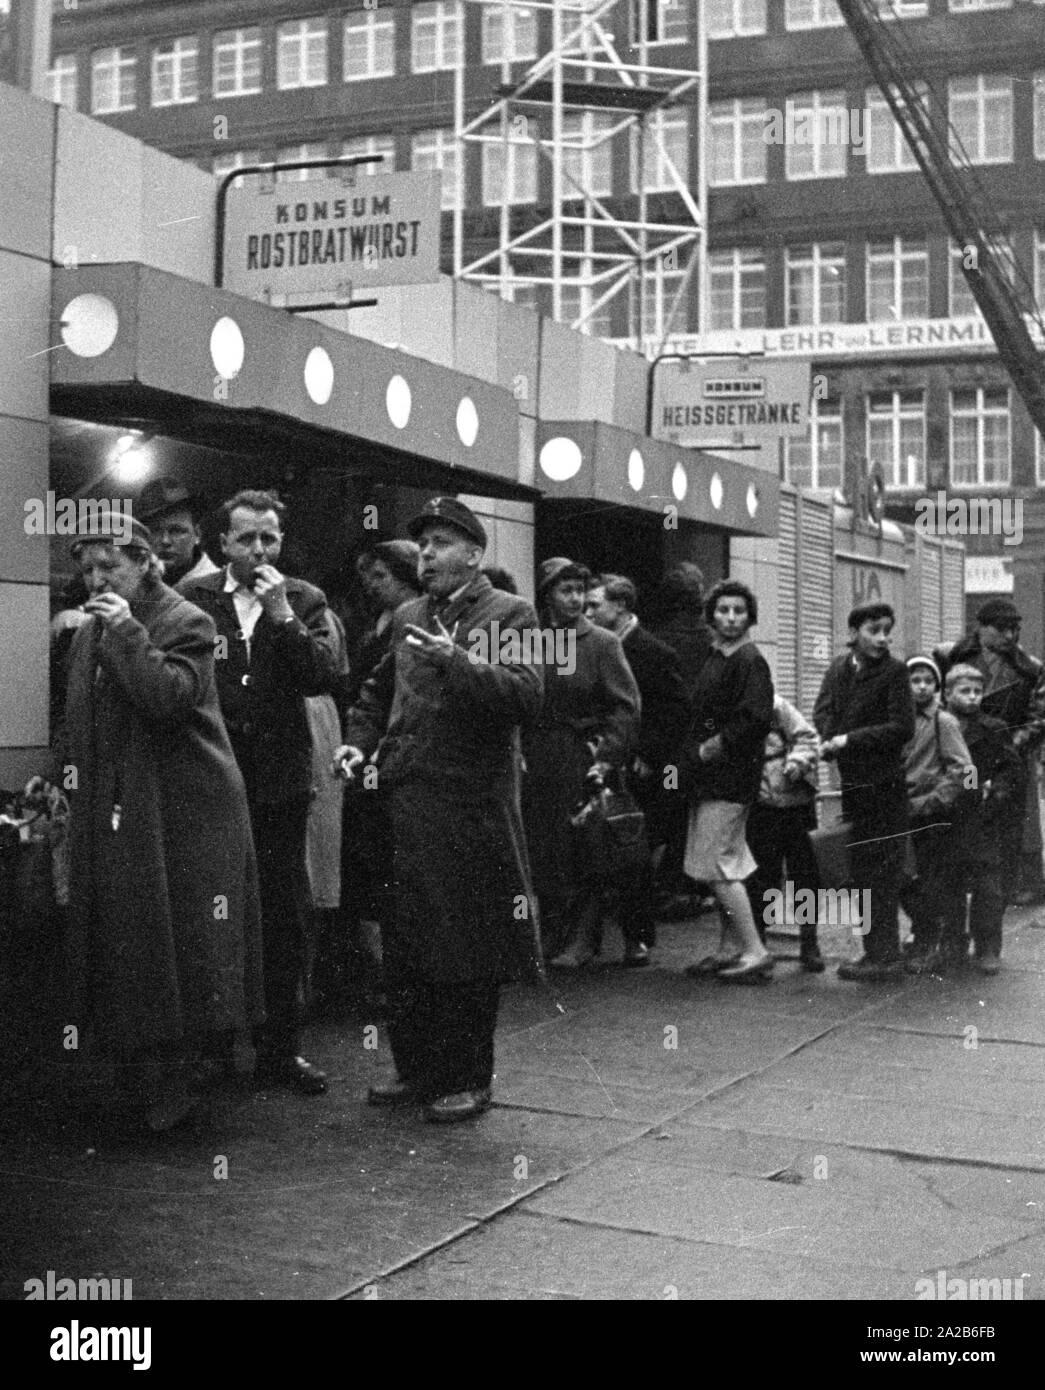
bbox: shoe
[799,945,825,974]
[1011,885,1045,906]
[939,942,970,972]
[367,1076,416,1106]
[622,943,650,968]
[549,944,598,969]
[837,958,905,983]
[904,949,942,976]
[718,951,774,984]
[976,952,1001,976]
[423,1088,492,1124]
[685,952,741,978]
[256,1056,327,1096]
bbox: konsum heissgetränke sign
[652,356,811,451]
[222,170,443,299]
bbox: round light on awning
[60,293,119,358]
[747,483,759,518]
[671,462,688,501]
[710,473,724,510]
[304,346,334,405]
[387,375,412,429]
[627,449,645,492]
[539,436,583,482]
[456,397,479,448]
[210,316,244,379]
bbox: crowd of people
[11,478,1045,1133]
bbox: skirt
[684,799,756,883]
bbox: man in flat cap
[335,497,544,1123]
[937,599,1045,905]
[137,479,219,590]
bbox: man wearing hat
[937,600,1045,905]
[335,497,544,1123]
[137,478,219,590]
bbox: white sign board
[221,170,443,300]
[964,556,1013,594]
[652,356,811,450]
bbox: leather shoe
[718,951,774,984]
[622,943,650,968]
[976,952,1001,976]
[423,1088,492,1124]
[837,958,904,983]
[367,1076,416,1106]
[799,945,825,974]
[256,1056,327,1096]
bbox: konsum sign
[652,356,811,452]
[222,170,443,300]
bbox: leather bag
[570,774,649,885]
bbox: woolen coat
[344,573,544,984]
[682,636,774,806]
[60,581,264,1056]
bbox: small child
[901,656,972,973]
[940,663,1022,974]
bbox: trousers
[248,795,310,1062]
[744,801,819,944]
[386,972,500,1103]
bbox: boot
[799,927,825,973]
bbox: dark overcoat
[344,573,544,984]
[682,637,774,806]
[521,616,640,907]
[60,582,264,1056]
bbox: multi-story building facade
[44,0,1045,639]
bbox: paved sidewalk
[2,909,1044,1300]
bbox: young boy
[940,663,1022,974]
[901,656,972,973]
[813,603,915,981]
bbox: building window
[950,387,1011,487]
[873,0,928,14]
[412,2,462,73]
[213,28,262,98]
[865,83,925,174]
[948,74,1013,164]
[560,284,613,338]
[628,0,689,45]
[151,37,198,107]
[708,248,766,331]
[635,254,689,341]
[48,54,77,109]
[212,149,262,191]
[949,236,1016,316]
[341,134,396,173]
[482,136,537,205]
[276,143,330,181]
[91,46,137,114]
[784,0,844,29]
[1035,72,1045,161]
[948,1,1012,11]
[706,0,767,38]
[785,242,846,325]
[1037,429,1045,489]
[344,12,395,82]
[482,5,537,63]
[632,108,690,192]
[867,390,926,489]
[785,399,844,493]
[277,18,328,90]
[784,91,848,180]
[1036,229,1045,304]
[709,98,766,186]
[866,236,928,320]
[411,128,461,212]
[560,112,615,200]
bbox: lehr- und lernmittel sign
[652,356,811,451]
[222,170,443,299]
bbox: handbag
[570,772,649,885]
[808,791,855,889]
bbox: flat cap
[137,478,203,522]
[977,598,1021,628]
[536,556,590,599]
[406,496,487,548]
[69,504,154,552]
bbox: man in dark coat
[814,602,915,982]
[336,498,544,1123]
[182,490,338,1095]
[585,572,687,965]
[936,599,1045,905]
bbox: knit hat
[369,539,422,592]
[69,505,153,553]
[536,556,591,600]
[977,598,1021,629]
[906,654,942,688]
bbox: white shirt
[224,566,264,660]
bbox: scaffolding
[453,0,707,350]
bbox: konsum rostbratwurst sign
[221,170,443,299]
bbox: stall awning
[535,420,779,538]
[49,263,535,501]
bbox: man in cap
[183,489,338,1095]
[137,479,219,590]
[335,497,543,1123]
[937,599,1045,905]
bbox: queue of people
[28,483,1045,1132]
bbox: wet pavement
[2,906,1045,1301]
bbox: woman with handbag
[522,558,640,968]
[682,580,775,984]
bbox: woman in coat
[682,579,775,983]
[522,557,640,967]
[60,513,263,1131]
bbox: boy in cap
[939,663,1022,974]
[901,655,973,973]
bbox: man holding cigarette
[183,490,337,1094]
[335,498,543,1123]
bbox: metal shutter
[776,488,798,706]
[799,492,834,720]
[941,542,966,642]
[920,537,942,654]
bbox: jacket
[621,623,688,773]
[937,633,1045,753]
[949,711,1023,864]
[758,695,819,808]
[683,634,774,805]
[903,696,971,823]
